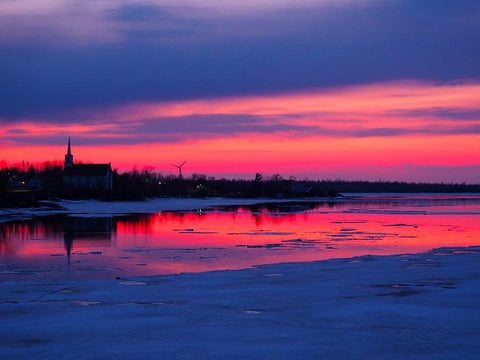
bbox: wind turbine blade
[180,161,187,167]
[170,164,180,168]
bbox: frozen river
[1,195,480,359]
[2,195,480,279]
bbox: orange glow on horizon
[1,80,479,182]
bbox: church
[63,138,113,191]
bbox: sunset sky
[1,0,479,182]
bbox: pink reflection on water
[1,198,480,279]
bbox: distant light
[21,181,25,185]
[158,181,163,185]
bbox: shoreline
[2,193,480,223]
[1,245,479,359]
[0,196,337,223]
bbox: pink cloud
[1,80,479,182]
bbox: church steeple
[64,137,74,168]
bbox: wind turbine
[170,161,187,178]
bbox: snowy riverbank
[1,246,479,359]
[2,194,479,222]
[0,197,330,222]
[54,197,323,215]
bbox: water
[1,195,480,279]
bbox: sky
[1,0,479,182]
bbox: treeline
[1,163,479,204]
[0,162,63,204]
[113,172,336,200]
[316,180,480,194]
[0,166,335,201]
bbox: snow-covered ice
[3,194,480,222]
[0,198,289,222]
[1,246,479,359]
[0,205,65,223]
[54,197,325,216]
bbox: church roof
[63,164,112,177]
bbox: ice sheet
[1,246,479,359]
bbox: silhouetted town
[1,138,479,206]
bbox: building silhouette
[63,138,113,191]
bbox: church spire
[64,137,74,168]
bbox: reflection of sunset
[2,201,480,278]
[117,211,480,253]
